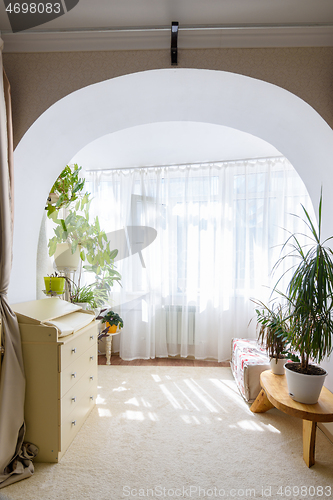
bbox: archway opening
[11,68,333,306]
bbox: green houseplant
[274,192,333,403]
[65,280,107,309]
[100,310,124,334]
[46,163,86,218]
[254,301,290,375]
[48,186,121,284]
[46,164,121,305]
[47,164,89,271]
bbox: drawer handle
[90,396,94,401]
[90,376,94,381]
[71,397,76,403]
[90,335,94,340]
[71,372,77,378]
[72,420,76,426]
[71,348,77,354]
[90,356,94,361]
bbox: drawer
[59,322,97,371]
[60,386,97,453]
[61,363,98,420]
[60,343,97,397]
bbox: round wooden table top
[260,370,333,422]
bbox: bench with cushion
[231,338,270,403]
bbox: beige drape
[0,37,37,489]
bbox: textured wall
[3,47,333,148]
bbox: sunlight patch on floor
[236,420,265,432]
[190,378,228,413]
[141,397,152,408]
[123,410,145,421]
[125,397,140,406]
[159,384,183,409]
[180,414,212,425]
[210,378,251,412]
[262,423,281,434]
[98,408,112,417]
[181,414,200,424]
[173,382,200,411]
[96,395,106,404]
[184,379,218,413]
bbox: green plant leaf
[110,249,118,260]
[48,238,58,257]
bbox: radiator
[164,305,196,345]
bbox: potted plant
[46,164,88,271]
[253,301,290,375]
[274,192,333,403]
[46,164,121,303]
[46,163,86,218]
[47,184,120,279]
[100,310,124,334]
[43,273,66,295]
[65,279,110,310]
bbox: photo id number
[276,485,332,497]
[5,3,61,14]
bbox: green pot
[44,276,65,294]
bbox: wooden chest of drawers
[13,299,98,463]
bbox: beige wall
[3,46,333,149]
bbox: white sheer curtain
[86,157,314,362]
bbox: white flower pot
[270,357,287,375]
[54,243,81,272]
[73,302,90,310]
[284,363,327,404]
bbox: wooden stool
[250,370,333,467]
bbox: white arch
[10,68,333,304]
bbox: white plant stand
[105,330,121,365]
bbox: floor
[98,354,229,367]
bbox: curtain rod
[85,155,286,173]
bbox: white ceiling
[1,0,333,51]
[70,122,281,172]
[1,0,333,31]
[1,2,330,176]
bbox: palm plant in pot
[275,192,333,404]
[254,301,290,375]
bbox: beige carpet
[1,366,333,500]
